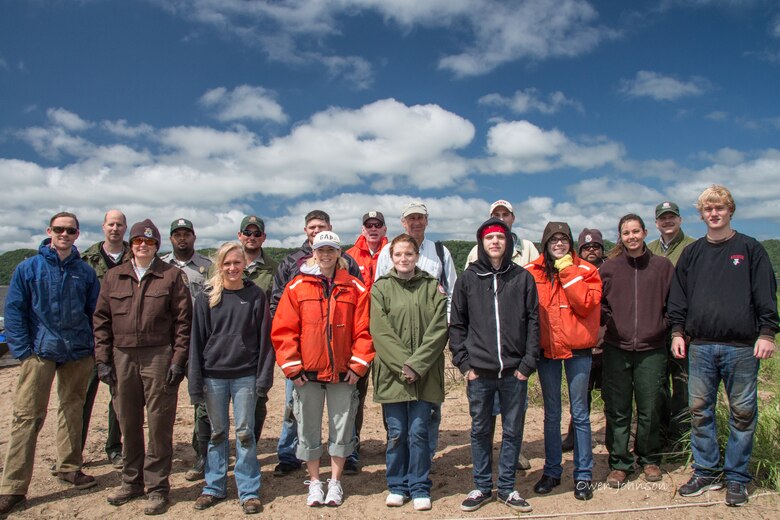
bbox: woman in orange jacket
[524,222,601,501]
[271,231,374,509]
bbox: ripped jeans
[383,400,434,499]
[688,343,759,484]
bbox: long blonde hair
[207,242,245,308]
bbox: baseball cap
[577,228,604,253]
[489,200,514,215]
[362,211,385,225]
[170,218,194,235]
[240,215,265,233]
[312,231,341,250]
[402,201,428,218]
[655,201,680,218]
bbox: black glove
[166,364,186,386]
[96,362,116,386]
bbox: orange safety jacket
[524,254,602,360]
[271,268,374,382]
[346,234,387,291]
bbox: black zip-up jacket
[600,246,674,351]
[269,240,363,317]
[668,232,779,346]
[449,218,540,378]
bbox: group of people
[0,183,776,516]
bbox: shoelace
[466,490,485,500]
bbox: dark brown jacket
[600,247,674,352]
[94,258,192,367]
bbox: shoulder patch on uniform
[180,272,190,286]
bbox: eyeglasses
[581,244,601,251]
[131,237,157,246]
[51,226,78,235]
[364,222,384,229]
[550,236,570,245]
[241,229,263,237]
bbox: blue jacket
[4,239,100,363]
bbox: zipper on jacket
[324,280,338,383]
[633,258,638,350]
[492,274,504,377]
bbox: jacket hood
[473,218,514,272]
[541,221,575,253]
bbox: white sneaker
[305,480,324,507]
[413,497,432,511]
[386,493,406,507]
[325,479,343,507]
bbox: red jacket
[346,234,387,290]
[271,268,374,382]
[525,254,601,360]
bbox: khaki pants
[0,355,94,495]
[292,381,358,460]
[113,346,178,495]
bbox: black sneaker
[678,475,723,497]
[498,490,533,512]
[461,489,494,512]
[725,481,748,507]
[343,459,360,475]
[273,462,301,477]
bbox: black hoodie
[449,218,541,377]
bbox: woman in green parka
[370,233,449,512]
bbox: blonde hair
[696,184,735,216]
[207,242,244,308]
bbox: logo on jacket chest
[730,254,744,266]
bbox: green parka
[81,241,131,280]
[370,267,448,404]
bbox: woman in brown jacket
[93,219,192,515]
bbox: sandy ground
[0,364,777,519]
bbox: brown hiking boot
[193,494,225,510]
[107,485,145,506]
[606,469,628,488]
[144,493,169,515]
[241,498,263,514]
[643,464,663,482]
[0,494,25,515]
[57,470,97,490]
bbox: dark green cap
[170,217,194,235]
[240,215,265,233]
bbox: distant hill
[1,239,777,284]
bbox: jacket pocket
[299,296,323,325]
[109,291,133,316]
[203,334,251,372]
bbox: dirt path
[0,365,777,519]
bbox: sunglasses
[51,226,78,235]
[364,222,384,229]
[131,237,157,246]
[581,244,601,251]
[241,229,263,237]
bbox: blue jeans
[467,375,528,495]
[384,401,434,499]
[688,343,759,483]
[203,376,260,502]
[537,354,593,480]
[276,379,301,466]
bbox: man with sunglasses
[346,211,388,291]
[238,215,277,298]
[160,218,213,482]
[80,209,130,471]
[94,219,192,515]
[270,209,363,477]
[0,212,101,516]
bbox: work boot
[0,495,25,515]
[107,484,145,506]
[57,470,97,490]
[184,455,205,481]
[144,493,169,515]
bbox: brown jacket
[94,258,192,367]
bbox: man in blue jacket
[0,212,101,515]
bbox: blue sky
[1,0,779,252]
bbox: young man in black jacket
[668,185,778,507]
[450,218,540,513]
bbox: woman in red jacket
[525,222,601,501]
[271,231,374,509]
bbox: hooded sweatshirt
[449,218,540,378]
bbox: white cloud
[694,147,745,165]
[706,110,729,121]
[101,119,155,138]
[319,55,374,90]
[199,85,288,123]
[479,88,583,115]
[482,120,624,173]
[156,0,613,78]
[46,107,92,131]
[619,70,710,101]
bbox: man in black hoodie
[450,218,540,513]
